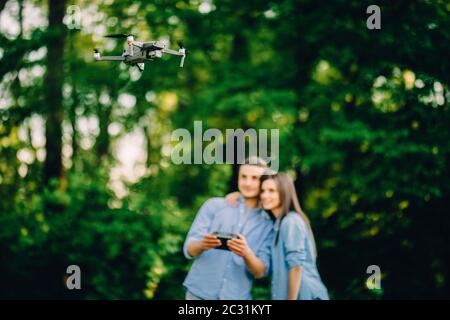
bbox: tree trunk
[43,0,67,185]
[95,102,112,162]
[227,30,249,193]
[0,0,8,14]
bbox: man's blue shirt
[183,197,274,300]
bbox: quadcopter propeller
[177,40,187,54]
[105,33,135,38]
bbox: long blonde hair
[260,172,318,257]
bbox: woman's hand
[288,266,303,300]
[225,191,241,208]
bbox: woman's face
[260,179,282,216]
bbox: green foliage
[1,0,449,299]
[0,172,186,299]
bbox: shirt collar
[237,196,272,221]
[274,216,282,230]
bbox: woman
[260,172,329,300]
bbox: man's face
[238,165,265,199]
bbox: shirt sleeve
[256,227,274,277]
[281,215,307,270]
[183,198,218,259]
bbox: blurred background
[0,0,449,299]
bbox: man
[182,157,274,300]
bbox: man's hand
[228,233,266,279]
[187,233,221,257]
[227,233,251,257]
[201,233,222,250]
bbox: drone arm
[161,48,186,67]
[95,55,126,61]
[162,48,183,55]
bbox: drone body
[94,34,186,72]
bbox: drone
[93,34,186,72]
